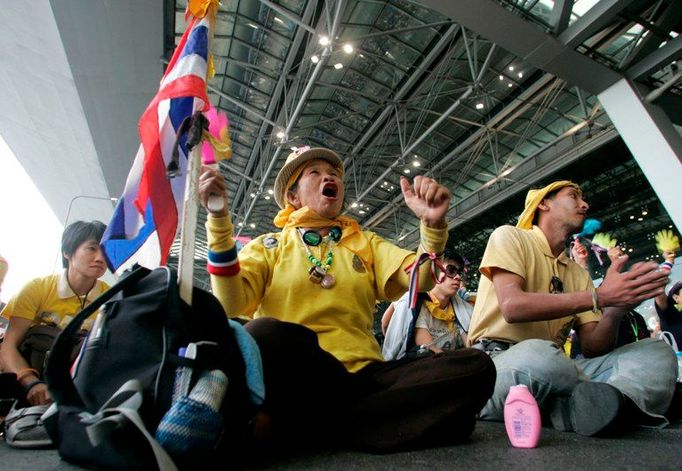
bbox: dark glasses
[550,276,564,294]
[443,264,465,278]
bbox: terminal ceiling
[163,0,681,288]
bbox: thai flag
[101,15,210,274]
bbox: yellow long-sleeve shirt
[206,215,447,372]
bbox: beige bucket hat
[273,147,344,208]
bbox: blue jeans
[479,338,677,424]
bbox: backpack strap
[45,266,151,407]
[81,379,178,471]
[404,292,429,353]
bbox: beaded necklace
[297,228,337,289]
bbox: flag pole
[177,144,202,305]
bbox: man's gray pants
[479,338,677,424]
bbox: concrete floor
[1,420,680,470]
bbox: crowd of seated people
[0,161,679,459]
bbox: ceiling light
[274,17,284,24]
[629,215,635,219]
[248,23,259,29]
[384,181,389,186]
[311,55,319,64]
[250,223,256,229]
[334,63,343,69]
[642,210,648,215]
[264,195,271,200]
[267,189,274,195]
[343,43,353,54]
[517,72,523,78]
[670,225,674,228]
[276,131,285,139]
[508,65,514,71]
[238,222,244,227]
[404,168,411,174]
[637,217,643,221]
[319,36,330,46]
[359,210,365,215]
[413,161,420,167]
[628,248,633,252]
[507,83,513,88]
[475,103,484,110]
[499,75,504,80]
[250,193,256,198]
[351,202,358,208]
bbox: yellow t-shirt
[1,271,108,327]
[207,216,447,372]
[468,225,600,346]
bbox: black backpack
[44,265,255,470]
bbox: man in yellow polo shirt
[468,181,676,436]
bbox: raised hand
[598,257,669,309]
[400,176,451,228]
[198,165,229,217]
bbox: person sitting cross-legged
[468,180,677,436]
[198,147,495,454]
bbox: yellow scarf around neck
[425,291,456,332]
[273,206,372,265]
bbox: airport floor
[1,420,680,470]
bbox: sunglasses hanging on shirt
[550,276,564,294]
[301,226,342,246]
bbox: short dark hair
[443,245,466,267]
[61,220,106,268]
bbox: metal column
[598,78,682,230]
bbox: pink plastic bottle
[504,384,541,448]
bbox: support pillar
[598,78,682,230]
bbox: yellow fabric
[516,181,580,230]
[187,0,219,18]
[206,214,447,372]
[273,204,296,228]
[277,206,372,265]
[423,295,455,332]
[273,159,344,226]
[1,272,108,325]
[273,166,306,228]
[468,225,600,346]
[202,128,232,160]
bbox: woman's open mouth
[322,183,338,198]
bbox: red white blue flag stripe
[404,252,445,309]
[101,16,210,274]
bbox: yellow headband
[272,166,308,227]
[516,180,581,230]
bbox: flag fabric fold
[101,12,213,274]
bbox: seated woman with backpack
[0,221,108,405]
[197,147,495,453]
